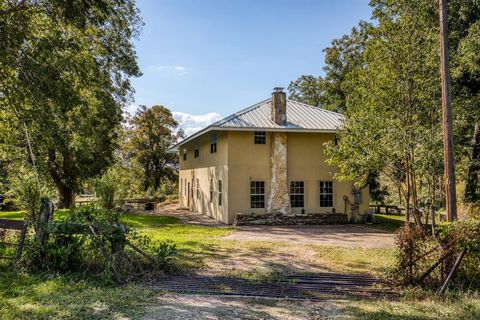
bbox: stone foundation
[234,212,349,226]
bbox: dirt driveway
[222,224,395,248]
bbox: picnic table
[370,204,402,215]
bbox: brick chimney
[271,87,286,125]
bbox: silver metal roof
[168,98,344,152]
[213,99,344,130]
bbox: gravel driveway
[222,224,395,248]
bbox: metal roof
[168,98,344,153]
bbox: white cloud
[173,111,222,137]
[148,65,187,76]
[124,103,138,116]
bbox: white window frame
[209,178,214,203]
[253,131,266,144]
[218,180,222,206]
[290,181,305,208]
[210,133,217,153]
[250,180,265,208]
[319,181,333,207]
[196,178,200,198]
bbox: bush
[9,166,51,218]
[462,202,480,219]
[394,220,480,290]
[155,242,178,272]
[394,226,436,285]
[23,235,86,273]
[21,206,178,281]
[94,170,119,209]
[437,220,480,288]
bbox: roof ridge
[212,98,271,127]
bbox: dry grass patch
[313,245,397,276]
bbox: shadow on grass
[144,295,311,319]
[344,297,480,320]
[0,264,156,319]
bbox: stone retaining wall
[234,212,349,226]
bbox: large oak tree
[0,0,142,207]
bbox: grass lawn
[122,213,236,270]
[0,209,479,319]
[371,214,406,232]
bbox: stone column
[267,132,291,214]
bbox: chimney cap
[273,87,284,93]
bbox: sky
[130,0,373,136]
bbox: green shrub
[23,235,86,273]
[94,170,119,209]
[155,242,178,272]
[21,206,178,281]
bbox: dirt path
[222,224,395,248]
[141,294,347,320]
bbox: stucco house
[168,88,369,224]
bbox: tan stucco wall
[178,130,369,224]
[227,131,272,223]
[286,132,369,220]
[178,131,229,223]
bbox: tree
[0,1,142,208]
[449,4,480,203]
[326,0,442,226]
[288,75,324,107]
[289,0,480,219]
[126,105,183,193]
[321,21,371,113]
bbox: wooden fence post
[35,198,54,243]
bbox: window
[254,131,266,144]
[290,181,305,208]
[184,179,187,196]
[209,179,214,203]
[182,149,187,161]
[319,181,333,207]
[218,180,222,206]
[210,134,217,153]
[196,178,200,198]
[334,135,339,146]
[250,181,265,208]
[191,179,194,198]
[194,147,199,158]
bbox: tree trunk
[405,154,411,227]
[143,167,151,191]
[153,175,161,192]
[431,173,437,235]
[58,185,75,209]
[464,123,480,203]
[439,0,457,221]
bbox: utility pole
[439,0,457,221]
